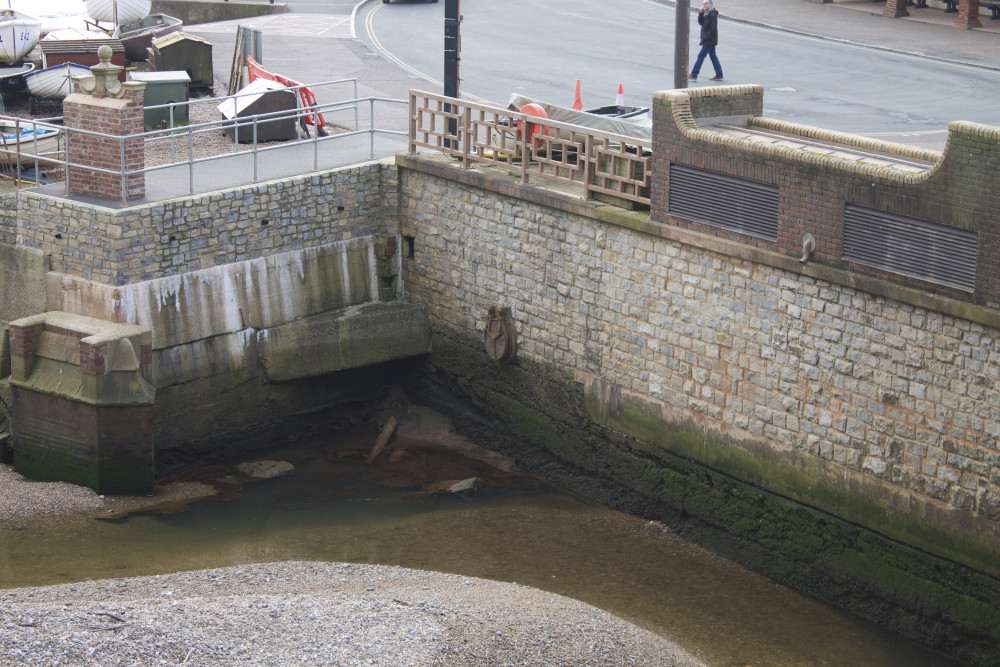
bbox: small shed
[130,71,191,128]
[149,32,213,93]
[217,79,298,143]
[40,39,126,81]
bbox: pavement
[28,0,1000,206]
[715,0,1000,68]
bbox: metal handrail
[407,90,652,208]
[0,80,406,203]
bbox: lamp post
[445,0,461,147]
[674,0,690,89]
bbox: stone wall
[396,154,1000,577]
[4,162,423,463]
[16,163,391,286]
[151,0,286,25]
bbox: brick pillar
[63,44,147,201]
[883,0,909,18]
[954,0,982,29]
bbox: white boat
[83,0,152,25]
[0,9,42,66]
[114,13,182,62]
[42,27,113,42]
[24,62,91,99]
[0,120,64,169]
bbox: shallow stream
[0,417,958,666]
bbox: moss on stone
[404,331,1000,665]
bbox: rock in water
[236,460,295,480]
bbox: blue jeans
[691,45,722,78]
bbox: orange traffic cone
[615,83,624,107]
[572,79,583,110]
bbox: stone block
[9,311,154,495]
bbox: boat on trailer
[83,0,152,25]
[114,13,182,62]
[0,9,42,65]
[24,62,91,100]
[0,120,64,169]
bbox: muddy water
[0,421,956,667]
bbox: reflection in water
[0,424,956,667]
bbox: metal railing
[0,78,409,203]
[408,90,652,208]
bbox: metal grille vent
[843,205,977,293]
[668,164,779,241]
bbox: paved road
[354,0,1000,150]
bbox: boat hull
[83,0,152,24]
[25,63,92,99]
[115,14,182,62]
[0,10,42,66]
[0,122,63,169]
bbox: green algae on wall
[404,330,1000,666]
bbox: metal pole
[674,0,691,89]
[120,137,126,204]
[444,0,461,148]
[189,127,194,194]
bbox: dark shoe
[688,74,697,80]
[709,75,724,80]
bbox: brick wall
[63,85,146,201]
[16,163,394,285]
[650,85,1000,307]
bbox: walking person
[689,0,723,81]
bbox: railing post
[583,135,594,201]
[189,125,195,195]
[169,102,176,163]
[462,106,472,168]
[120,136,127,204]
[64,126,71,197]
[370,97,375,159]
[253,116,259,182]
[313,104,320,171]
[409,93,417,153]
[353,79,359,131]
[519,110,529,185]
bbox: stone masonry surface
[399,169,1000,535]
[16,164,394,285]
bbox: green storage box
[130,71,191,129]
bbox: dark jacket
[698,8,719,47]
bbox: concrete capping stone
[7,311,153,406]
[656,87,935,184]
[748,116,942,163]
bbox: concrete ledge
[259,301,431,382]
[0,244,48,325]
[150,0,286,25]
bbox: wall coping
[655,87,951,184]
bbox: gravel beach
[0,465,706,666]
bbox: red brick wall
[651,85,1000,308]
[64,85,146,201]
